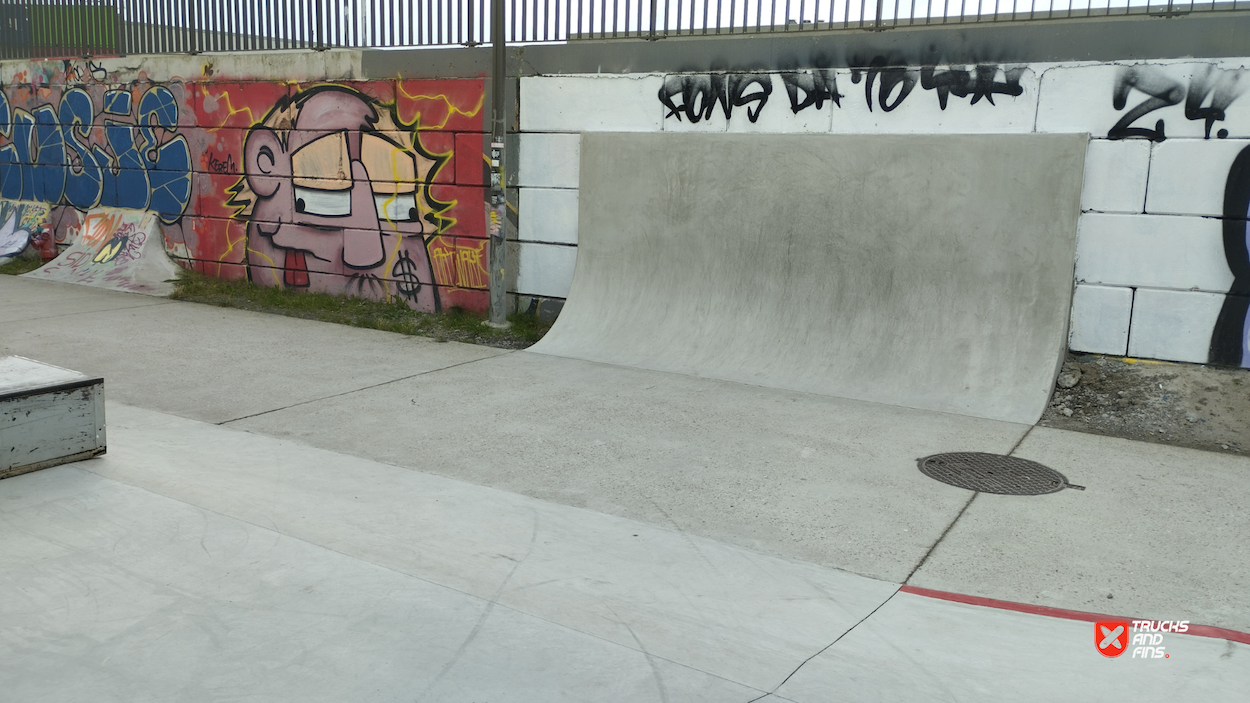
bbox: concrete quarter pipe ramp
[531,133,1087,425]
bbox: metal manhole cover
[918,452,1078,495]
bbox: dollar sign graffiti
[392,250,423,301]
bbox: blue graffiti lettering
[60,88,102,210]
[0,85,189,221]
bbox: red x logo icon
[1096,621,1130,658]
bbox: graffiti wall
[0,199,48,260]
[0,59,488,312]
[516,58,1250,367]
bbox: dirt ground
[1040,353,1250,455]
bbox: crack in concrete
[217,352,511,425]
[745,589,901,703]
[416,508,540,702]
[1,299,179,324]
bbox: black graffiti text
[659,60,1025,123]
[919,65,1025,109]
[1110,65,1248,142]
[850,56,917,113]
[1186,66,1247,140]
[780,69,842,114]
[658,74,772,124]
[207,152,236,174]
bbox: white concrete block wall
[1146,139,1250,217]
[516,133,581,189]
[520,75,665,132]
[518,58,1250,367]
[516,243,578,299]
[519,188,579,245]
[1128,289,1227,363]
[1075,214,1234,292]
[1080,140,1150,213]
[1069,285,1134,356]
[514,132,581,299]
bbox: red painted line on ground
[899,585,1250,646]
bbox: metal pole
[487,0,509,326]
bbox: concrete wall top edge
[1,50,366,86]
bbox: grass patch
[0,257,46,275]
[170,269,552,349]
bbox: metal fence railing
[0,0,1243,60]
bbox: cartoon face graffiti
[231,85,448,311]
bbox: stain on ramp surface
[531,133,1086,425]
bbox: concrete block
[1128,288,1225,363]
[1075,213,1233,292]
[520,75,664,133]
[516,133,581,189]
[1068,284,1133,356]
[1146,139,1250,217]
[519,188,578,245]
[515,242,577,299]
[1,356,105,479]
[1037,62,1250,140]
[1080,139,1150,213]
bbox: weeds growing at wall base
[0,257,46,276]
[167,270,550,349]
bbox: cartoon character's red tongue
[284,250,309,287]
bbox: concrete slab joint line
[905,426,1033,582]
[217,352,513,425]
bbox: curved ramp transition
[24,208,179,297]
[531,133,1087,425]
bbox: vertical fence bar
[163,0,172,53]
[128,0,138,54]
[2,0,10,60]
[154,0,162,53]
[148,0,157,54]
[65,0,73,56]
[120,0,130,56]
[73,0,82,56]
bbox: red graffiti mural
[190,76,488,312]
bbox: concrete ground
[2,275,1248,701]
